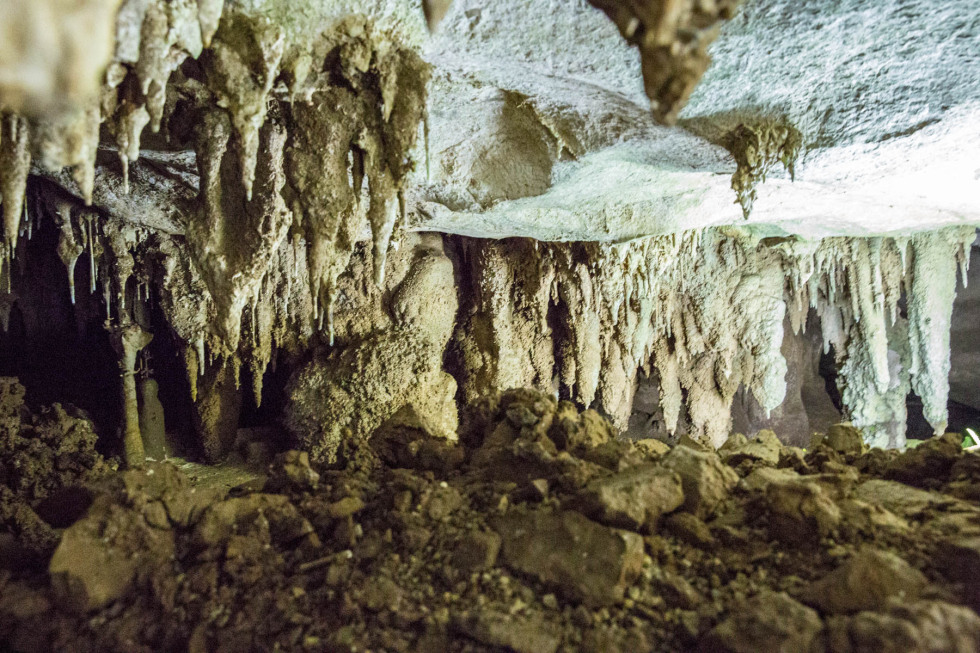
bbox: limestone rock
[192,494,313,551]
[493,508,644,606]
[765,478,841,544]
[285,239,459,464]
[663,512,716,549]
[453,610,560,653]
[885,433,963,486]
[822,423,868,455]
[265,450,320,493]
[370,405,465,475]
[853,479,957,518]
[719,433,749,451]
[49,497,174,613]
[633,438,671,457]
[550,404,614,452]
[801,548,928,614]
[657,446,738,519]
[722,429,782,466]
[741,467,800,493]
[451,530,501,575]
[575,464,684,532]
[701,591,823,653]
[936,537,980,611]
[649,567,701,610]
[826,600,980,653]
[837,499,909,533]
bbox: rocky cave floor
[2,379,980,653]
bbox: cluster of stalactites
[4,183,317,412]
[460,226,975,449]
[183,13,429,395]
[0,0,226,235]
[1,7,428,410]
[801,229,975,447]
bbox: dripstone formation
[0,1,979,650]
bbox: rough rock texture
[494,508,645,607]
[702,591,824,653]
[450,228,975,449]
[0,378,111,558]
[588,0,743,125]
[0,0,976,465]
[283,234,459,464]
[575,464,684,532]
[800,548,929,614]
[420,0,980,241]
[5,389,978,652]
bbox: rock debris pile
[2,387,980,652]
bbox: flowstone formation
[725,119,803,218]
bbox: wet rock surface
[1,388,980,652]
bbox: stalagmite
[107,322,154,468]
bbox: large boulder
[657,446,738,519]
[493,508,644,606]
[701,591,824,653]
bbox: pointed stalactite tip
[423,0,454,32]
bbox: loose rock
[701,591,823,653]
[493,508,644,606]
[657,446,738,519]
[575,465,685,532]
[801,548,929,614]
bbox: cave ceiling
[2,0,977,243]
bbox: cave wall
[0,0,977,463]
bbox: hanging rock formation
[0,0,976,461]
[452,227,975,449]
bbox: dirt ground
[2,381,980,652]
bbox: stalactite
[456,226,976,449]
[905,229,973,435]
[85,215,103,295]
[189,108,290,356]
[53,203,84,305]
[0,114,31,248]
[204,13,285,202]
